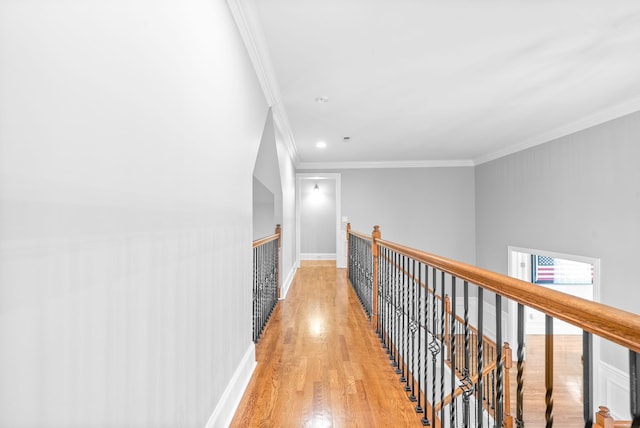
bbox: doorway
[296,173,344,268]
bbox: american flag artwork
[534,256,556,282]
[533,255,593,285]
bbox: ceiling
[236,0,640,168]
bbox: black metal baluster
[409,259,418,399]
[430,267,439,426]
[384,248,391,353]
[462,281,472,428]
[252,246,257,342]
[380,247,387,347]
[400,255,408,381]
[377,244,383,337]
[391,250,398,365]
[451,277,457,428]
[495,295,504,427]
[630,350,640,428]
[440,272,446,425]
[258,244,263,340]
[392,253,402,374]
[583,331,593,428]
[421,264,430,425]
[416,261,424,413]
[545,315,554,428]
[476,287,484,428]
[517,303,525,428]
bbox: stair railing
[252,224,281,343]
[346,224,640,427]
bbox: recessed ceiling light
[315,96,329,104]
[316,141,327,149]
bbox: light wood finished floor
[231,261,423,427]
[232,261,586,427]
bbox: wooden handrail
[252,232,280,248]
[349,229,373,241]
[375,238,640,354]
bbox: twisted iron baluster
[420,264,429,425]
[495,295,503,427]
[517,303,525,428]
[415,261,423,412]
[476,287,484,427]
[430,267,439,426]
[450,277,457,428]
[400,255,408,381]
[408,259,418,398]
[440,272,446,425]
[462,281,472,427]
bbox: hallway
[233,261,588,427]
[231,261,422,426]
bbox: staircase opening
[508,246,601,420]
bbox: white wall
[253,177,275,240]
[0,1,267,426]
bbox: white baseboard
[279,264,297,300]
[205,343,256,428]
[597,361,631,420]
[300,253,336,260]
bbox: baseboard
[597,360,631,420]
[279,264,297,300]
[300,253,336,260]
[205,343,257,428]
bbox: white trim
[475,96,640,165]
[205,343,257,428]
[226,0,299,165]
[598,361,631,420]
[300,253,336,260]
[279,264,297,300]
[296,159,474,170]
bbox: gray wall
[300,179,337,255]
[337,167,476,264]
[0,1,266,426]
[253,111,282,241]
[476,110,640,369]
[253,177,275,240]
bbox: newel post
[275,224,281,299]
[595,406,614,428]
[371,225,381,329]
[346,223,351,279]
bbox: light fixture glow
[315,96,329,104]
[316,141,327,149]
[313,183,319,192]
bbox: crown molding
[474,96,640,165]
[226,0,300,164]
[296,159,474,170]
